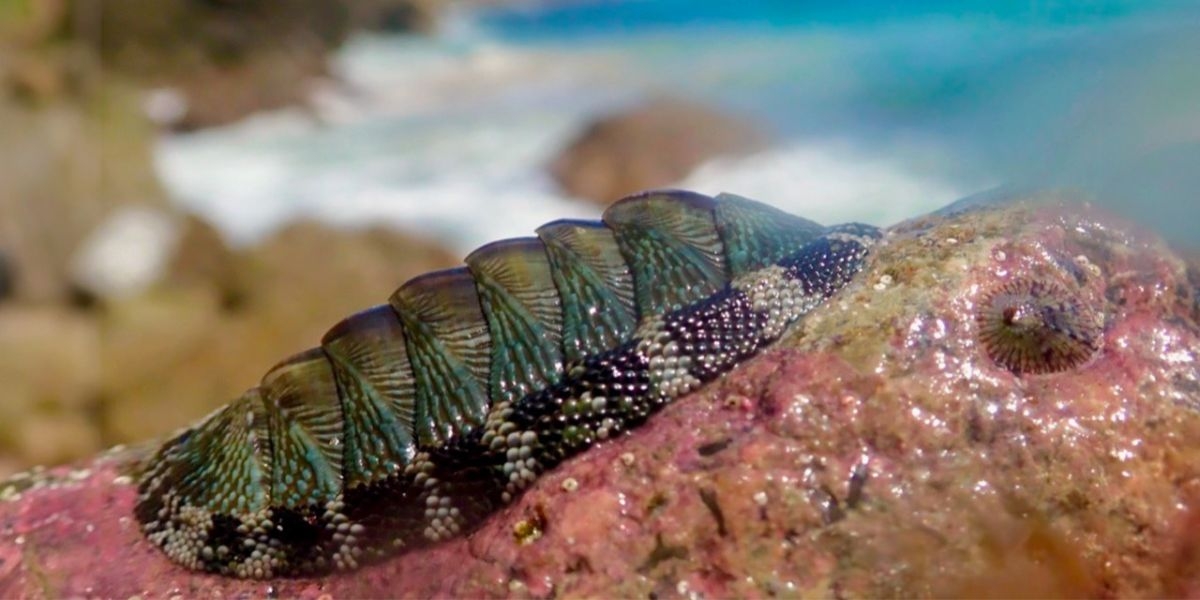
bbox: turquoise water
[478,0,1158,37]
[157,1,1200,248]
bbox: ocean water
[155,0,1200,252]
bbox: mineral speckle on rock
[1,194,1198,598]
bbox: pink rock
[2,195,1198,598]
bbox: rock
[163,213,242,305]
[0,4,175,301]
[348,0,440,34]
[68,206,181,303]
[0,307,102,472]
[70,0,442,130]
[0,307,101,412]
[232,220,458,354]
[550,99,770,205]
[2,194,1198,597]
[0,457,22,484]
[1,50,69,104]
[0,0,67,47]
[0,82,170,303]
[0,217,453,476]
[8,411,102,471]
[66,0,340,129]
[98,288,230,445]
[68,208,240,305]
[165,49,329,131]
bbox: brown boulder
[232,220,459,353]
[70,0,443,130]
[0,84,169,303]
[550,99,769,205]
[348,0,440,34]
[0,216,457,476]
[163,212,242,304]
[0,307,102,479]
[67,209,242,306]
[165,49,329,131]
[0,307,101,413]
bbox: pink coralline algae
[2,193,1199,598]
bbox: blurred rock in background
[550,98,769,205]
[0,0,459,478]
[98,220,456,449]
[0,306,101,468]
[69,206,182,303]
[69,0,442,129]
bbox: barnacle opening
[976,277,1103,375]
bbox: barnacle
[976,276,1103,375]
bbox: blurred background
[0,0,1197,478]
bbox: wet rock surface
[2,195,1199,598]
[550,99,770,205]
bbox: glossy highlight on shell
[133,190,880,578]
[975,275,1103,375]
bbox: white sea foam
[155,30,626,250]
[153,16,990,254]
[155,114,604,252]
[682,139,984,228]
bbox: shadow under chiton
[134,190,881,578]
[975,275,1104,375]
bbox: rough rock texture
[2,196,1199,598]
[550,99,770,205]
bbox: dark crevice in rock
[638,533,688,574]
[698,488,727,537]
[696,438,731,457]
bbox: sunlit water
[155,0,1200,252]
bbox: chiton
[134,190,881,578]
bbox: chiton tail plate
[135,190,880,578]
